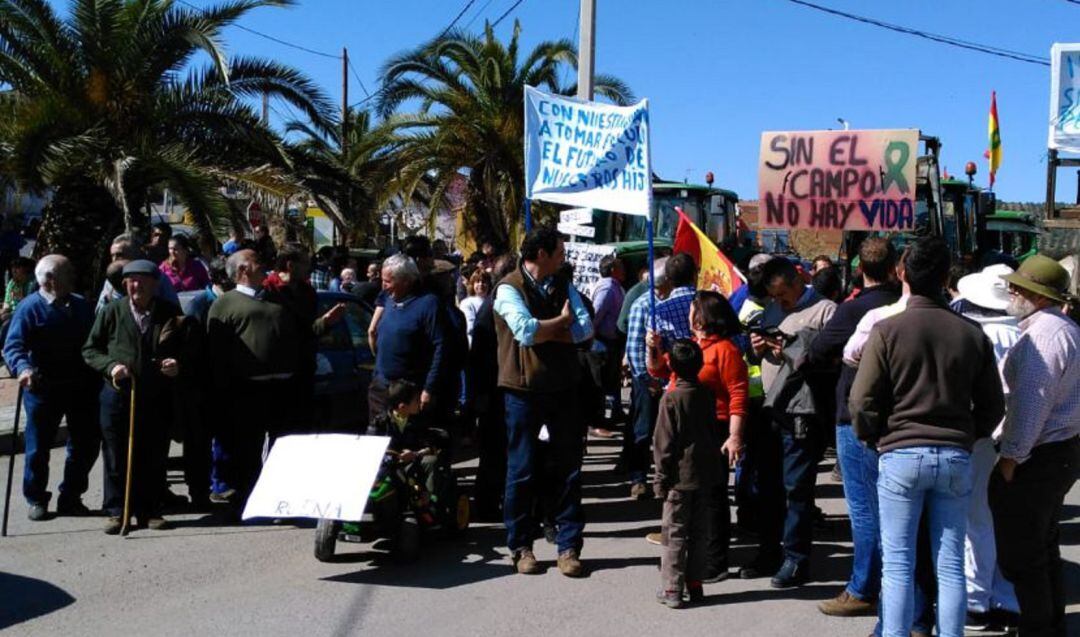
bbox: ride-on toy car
[313,441,469,562]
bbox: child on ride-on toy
[366,379,449,509]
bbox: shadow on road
[320,525,509,590]
[0,571,75,629]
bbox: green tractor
[569,175,740,280]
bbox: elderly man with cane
[2,255,99,522]
[83,260,183,534]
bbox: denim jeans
[878,446,972,637]
[836,423,881,601]
[754,418,821,566]
[625,375,659,485]
[22,385,100,507]
[504,388,585,555]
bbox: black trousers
[991,437,1080,637]
[100,382,171,518]
[473,389,507,515]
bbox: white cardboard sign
[560,207,593,224]
[242,434,390,522]
[558,221,596,238]
[1050,43,1080,152]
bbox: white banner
[242,434,390,522]
[1050,43,1080,152]
[524,86,651,216]
[565,242,616,293]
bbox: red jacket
[649,334,749,421]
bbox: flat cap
[122,259,160,279]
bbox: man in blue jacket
[3,255,100,521]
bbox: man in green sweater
[82,260,182,534]
[206,249,298,511]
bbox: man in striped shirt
[991,255,1080,637]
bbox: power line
[346,57,371,98]
[464,0,498,30]
[439,0,477,38]
[492,0,527,28]
[177,0,339,59]
[784,0,1049,67]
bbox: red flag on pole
[672,208,745,298]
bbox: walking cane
[119,375,136,537]
[2,385,25,537]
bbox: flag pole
[525,199,533,233]
[647,216,656,332]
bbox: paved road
[2,437,1078,636]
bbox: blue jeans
[625,375,659,485]
[754,420,821,566]
[836,423,881,601]
[504,389,585,554]
[878,446,972,637]
[22,385,100,507]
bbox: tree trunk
[36,180,122,295]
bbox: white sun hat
[957,263,1014,311]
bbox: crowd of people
[3,221,1079,637]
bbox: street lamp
[837,117,850,131]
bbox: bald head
[226,249,264,289]
[35,254,76,298]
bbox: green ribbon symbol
[881,141,910,194]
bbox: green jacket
[82,297,183,386]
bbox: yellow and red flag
[987,91,1002,189]
[672,207,745,298]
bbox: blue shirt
[655,286,696,346]
[493,275,593,347]
[3,291,96,384]
[222,239,239,256]
[374,292,447,392]
[625,291,660,380]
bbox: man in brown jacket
[492,225,594,577]
[653,340,722,608]
[849,237,1005,637]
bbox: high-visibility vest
[738,299,765,398]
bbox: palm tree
[0,0,333,290]
[285,108,395,240]
[376,21,633,249]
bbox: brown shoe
[145,517,172,531]
[818,590,875,617]
[557,549,584,577]
[104,517,122,535]
[513,549,541,575]
[629,483,648,499]
[645,531,663,546]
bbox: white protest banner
[560,207,594,225]
[558,221,596,238]
[524,85,651,216]
[242,434,390,521]
[565,242,616,292]
[1049,43,1080,153]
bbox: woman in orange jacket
[647,290,749,582]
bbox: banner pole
[647,216,656,332]
[525,199,533,233]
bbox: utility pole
[341,47,350,157]
[576,0,596,100]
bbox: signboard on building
[1049,43,1080,153]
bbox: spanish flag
[672,207,745,298]
[987,91,1001,189]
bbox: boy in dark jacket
[366,380,444,495]
[653,339,722,608]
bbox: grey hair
[226,250,259,282]
[381,253,420,286]
[652,256,669,286]
[110,233,140,259]
[35,254,73,287]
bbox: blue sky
[154,1,1080,203]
